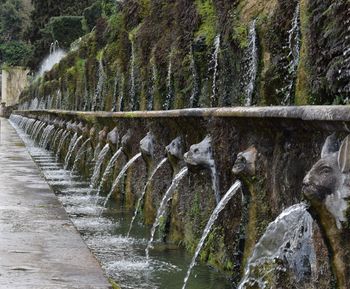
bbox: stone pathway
[0,118,111,289]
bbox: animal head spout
[232,146,257,177]
[65,120,73,131]
[77,122,84,134]
[166,136,183,161]
[89,126,97,140]
[107,127,119,147]
[140,132,155,160]
[71,121,79,134]
[121,129,133,156]
[82,124,91,139]
[184,136,214,170]
[98,126,109,144]
[302,134,350,229]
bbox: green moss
[190,192,201,217]
[108,12,125,39]
[139,0,151,18]
[295,0,310,105]
[129,24,142,42]
[344,200,350,229]
[108,278,122,289]
[123,112,137,118]
[194,0,218,45]
[96,49,104,61]
[83,1,102,32]
[45,16,85,49]
[232,24,249,49]
[158,215,167,239]
[75,113,97,123]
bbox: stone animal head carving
[98,126,109,144]
[184,135,214,169]
[58,119,65,129]
[107,127,119,148]
[77,122,84,134]
[89,126,97,142]
[121,129,133,156]
[140,132,155,159]
[65,120,73,131]
[81,124,90,139]
[53,118,60,127]
[232,146,258,177]
[302,133,350,229]
[166,136,184,160]
[71,121,79,133]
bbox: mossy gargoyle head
[232,146,257,177]
[77,121,84,134]
[65,120,73,132]
[121,129,133,156]
[98,126,109,144]
[89,126,97,141]
[82,124,91,139]
[184,135,214,171]
[107,127,119,150]
[166,136,183,161]
[302,133,350,229]
[140,132,155,163]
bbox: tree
[0,41,32,66]
[0,0,32,66]
[25,0,95,69]
[0,0,23,41]
[45,16,85,48]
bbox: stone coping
[13,106,350,122]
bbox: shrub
[45,16,85,49]
[0,40,32,66]
[83,2,102,32]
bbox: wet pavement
[0,118,111,289]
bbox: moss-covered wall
[16,108,350,288]
[19,0,349,110]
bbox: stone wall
[14,106,350,288]
[18,0,350,111]
[2,67,29,107]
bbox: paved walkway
[0,118,111,289]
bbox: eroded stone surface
[166,136,183,161]
[0,118,110,289]
[303,134,350,288]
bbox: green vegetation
[0,0,32,66]
[17,0,350,114]
[45,16,85,49]
[83,2,102,32]
[26,0,95,69]
[232,24,249,49]
[194,0,218,45]
[0,41,32,66]
[108,278,121,289]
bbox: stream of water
[10,116,233,289]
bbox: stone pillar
[0,102,5,117]
[1,67,29,107]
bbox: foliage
[0,41,32,66]
[138,0,151,18]
[108,12,125,39]
[0,0,23,41]
[0,0,32,66]
[232,24,249,49]
[101,0,118,18]
[25,0,95,69]
[194,0,218,45]
[83,1,102,32]
[45,16,85,49]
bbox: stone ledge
[14,106,350,122]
